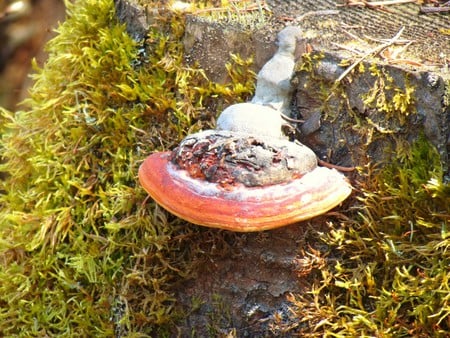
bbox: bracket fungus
[139,132,351,231]
[139,26,352,231]
[216,103,287,139]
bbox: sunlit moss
[297,52,325,74]
[294,51,344,119]
[268,40,449,337]
[1,0,448,335]
[362,63,416,126]
[287,136,450,336]
[0,0,255,335]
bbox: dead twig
[280,113,305,124]
[318,159,356,172]
[337,28,418,67]
[363,35,413,45]
[342,30,369,44]
[335,26,405,83]
[340,23,364,30]
[331,42,365,55]
[360,0,417,6]
[338,0,418,8]
[385,58,423,67]
[380,40,423,66]
[420,1,450,13]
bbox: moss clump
[0,0,255,335]
[275,43,449,336]
[294,52,345,120]
[286,136,450,336]
[362,63,416,127]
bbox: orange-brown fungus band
[139,151,352,231]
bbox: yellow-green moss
[1,0,449,336]
[0,0,255,335]
[297,52,325,74]
[286,136,450,336]
[294,51,346,119]
[362,63,416,126]
[285,48,449,337]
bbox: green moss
[277,44,449,336]
[0,0,255,335]
[1,0,448,335]
[362,63,416,126]
[295,51,343,119]
[206,293,233,336]
[444,78,450,108]
[297,52,325,74]
[287,136,450,336]
[193,0,268,28]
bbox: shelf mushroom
[139,130,352,231]
[138,25,352,231]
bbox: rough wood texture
[182,1,450,174]
[183,4,449,335]
[268,0,449,65]
[294,50,450,173]
[183,1,450,79]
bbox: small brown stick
[338,0,418,7]
[342,30,370,44]
[387,39,414,59]
[361,0,418,6]
[336,1,366,7]
[318,158,356,172]
[335,26,405,83]
[141,194,152,207]
[363,35,412,45]
[377,40,420,66]
[340,30,416,66]
[325,211,353,222]
[386,58,424,67]
[280,112,305,124]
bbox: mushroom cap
[171,130,317,187]
[171,130,318,187]
[216,103,286,139]
[139,151,352,232]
